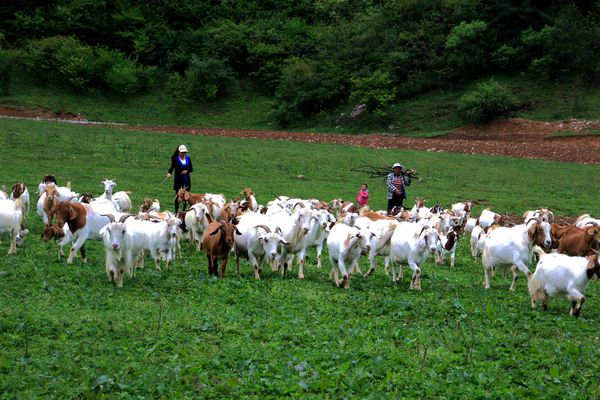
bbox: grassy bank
[1,76,599,135]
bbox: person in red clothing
[356,183,369,207]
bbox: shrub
[92,47,146,96]
[445,20,489,76]
[349,70,396,114]
[457,79,521,123]
[105,58,144,97]
[53,37,95,89]
[0,49,21,96]
[23,36,95,89]
[166,55,233,103]
[270,57,345,127]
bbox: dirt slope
[0,107,598,164]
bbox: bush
[457,79,521,123]
[23,36,95,89]
[270,57,345,128]
[166,55,233,103]
[95,48,144,96]
[0,49,21,96]
[53,37,95,89]
[349,70,396,114]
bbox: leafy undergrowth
[0,118,599,398]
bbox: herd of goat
[0,175,599,317]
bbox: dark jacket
[168,155,193,190]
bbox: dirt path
[1,107,599,164]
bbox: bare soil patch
[0,106,598,164]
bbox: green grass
[1,75,599,136]
[0,78,274,130]
[547,129,600,138]
[0,118,599,398]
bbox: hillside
[1,75,599,137]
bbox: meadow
[1,118,599,398]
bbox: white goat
[124,215,181,271]
[99,179,132,212]
[267,207,312,278]
[184,202,212,250]
[234,212,289,279]
[354,216,397,277]
[470,225,486,258]
[326,223,372,289]
[10,183,30,215]
[529,247,600,317]
[482,220,552,290]
[389,222,441,289]
[523,208,553,224]
[575,214,599,229]
[0,199,24,254]
[298,209,335,269]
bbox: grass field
[1,118,599,398]
[1,75,599,135]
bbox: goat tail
[532,245,545,260]
[527,266,544,304]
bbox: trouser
[174,187,190,213]
[387,194,405,215]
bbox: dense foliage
[0,1,598,125]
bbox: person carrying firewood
[386,163,411,215]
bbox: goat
[326,223,372,289]
[557,225,600,257]
[240,188,258,212]
[234,212,289,279]
[0,199,24,254]
[10,182,30,215]
[529,247,600,317]
[176,188,205,211]
[41,224,73,260]
[482,220,552,290]
[140,198,160,213]
[574,214,599,229]
[184,202,213,250]
[523,208,554,224]
[98,179,132,212]
[436,226,463,268]
[99,214,138,287]
[389,223,441,289]
[202,221,241,278]
[53,202,112,264]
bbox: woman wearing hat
[386,163,411,215]
[166,144,193,213]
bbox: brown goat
[239,187,257,210]
[176,188,204,210]
[54,202,88,263]
[550,223,570,250]
[44,184,61,225]
[202,221,241,279]
[558,226,600,256]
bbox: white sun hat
[392,163,402,168]
[178,145,188,152]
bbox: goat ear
[209,226,221,235]
[527,223,537,241]
[235,228,242,235]
[99,225,109,235]
[68,205,77,220]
